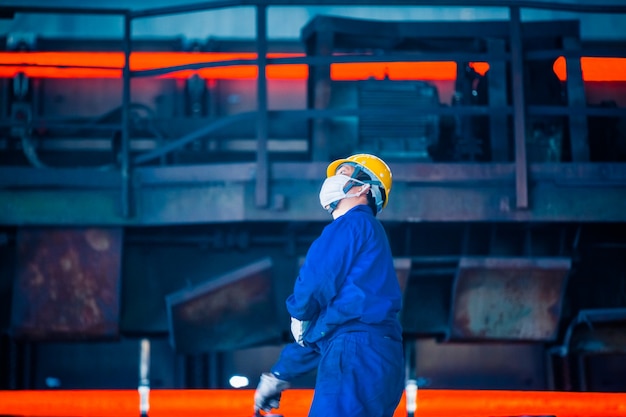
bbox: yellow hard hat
[326,153,393,210]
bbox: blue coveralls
[271,204,405,417]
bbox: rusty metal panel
[449,257,570,341]
[166,257,280,354]
[11,227,123,339]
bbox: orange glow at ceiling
[331,61,458,80]
[553,56,626,82]
[0,51,457,80]
[0,51,624,81]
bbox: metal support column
[121,12,133,218]
[306,30,333,162]
[138,339,150,417]
[404,340,418,417]
[487,38,509,161]
[255,4,269,208]
[509,7,529,209]
[564,36,590,161]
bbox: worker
[254,154,405,417]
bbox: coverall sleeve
[286,219,359,321]
[270,342,320,381]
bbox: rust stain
[12,227,123,339]
[451,257,570,341]
[167,258,280,353]
[177,273,271,324]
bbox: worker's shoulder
[334,206,379,231]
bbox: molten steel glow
[0,389,625,417]
[0,52,624,81]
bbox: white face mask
[319,174,370,214]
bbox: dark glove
[254,372,290,413]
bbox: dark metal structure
[0,0,625,394]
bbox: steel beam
[1,163,626,225]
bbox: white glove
[290,317,310,347]
[254,372,290,413]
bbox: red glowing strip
[0,51,456,80]
[553,56,626,82]
[1,389,626,417]
[331,61,458,80]
[0,52,625,81]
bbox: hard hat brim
[326,158,353,178]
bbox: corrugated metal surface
[11,227,123,339]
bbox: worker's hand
[290,317,310,347]
[254,372,290,413]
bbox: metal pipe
[124,0,626,20]
[0,5,127,15]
